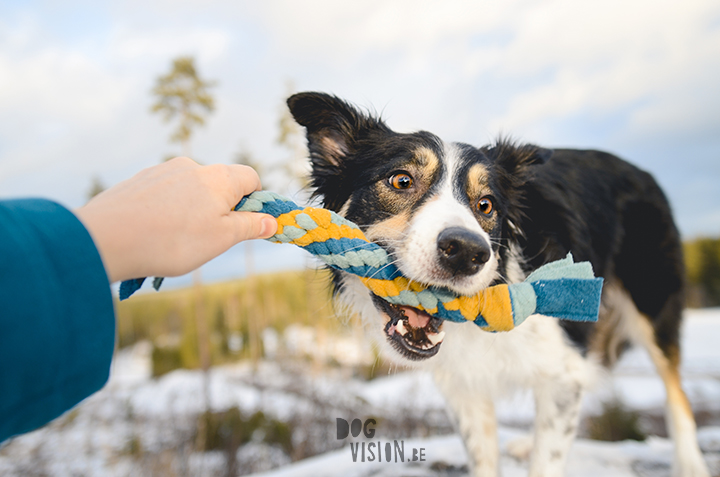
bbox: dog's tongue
[400,306,430,328]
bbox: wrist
[73,205,133,283]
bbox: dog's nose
[436,227,491,276]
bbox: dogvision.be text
[337,418,426,463]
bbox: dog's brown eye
[389,173,413,190]
[477,197,494,216]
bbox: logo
[336,418,426,463]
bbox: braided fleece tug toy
[120,191,603,332]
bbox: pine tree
[151,56,215,158]
[151,57,216,448]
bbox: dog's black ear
[488,140,552,234]
[532,147,553,165]
[287,92,384,168]
[490,139,552,176]
[287,92,388,209]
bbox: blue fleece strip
[331,264,403,280]
[472,314,490,328]
[435,303,475,324]
[532,278,603,322]
[301,238,402,280]
[301,237,377,256]
[119,278,145,300]
[235,196,302,216]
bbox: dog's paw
[505,434,533,462]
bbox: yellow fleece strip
[276,209,366,247]
[479,285,514,331]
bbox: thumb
[228,211,278,243]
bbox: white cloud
[485,0,720,134]
[239,0,720,150]
[241,0,518,74]
[0,45,129,123]
[109,25,230,62]
[0,14,239,189]
[0,0,718,237]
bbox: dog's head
[288,92,551,362]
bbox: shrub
[586,400,646,442]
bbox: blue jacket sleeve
[0,199,115,443]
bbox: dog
[286,92,710,477]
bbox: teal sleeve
[0,199,115,443]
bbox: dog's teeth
[396,320,407,336]
[427,331,445,346]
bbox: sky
[1,0,719,283]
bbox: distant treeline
[115,269,347,375]
[115,238,720,376]
[684,236,720,308]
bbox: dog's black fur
[512,147,685,362]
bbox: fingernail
[260,217,277,238]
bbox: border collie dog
[287,92,709,477]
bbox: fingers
[224,164,263,205]
[259,216,278,239]
[227,211,278,243]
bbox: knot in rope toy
[120,191,603,332]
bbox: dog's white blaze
[396,142,499,296]
[505,241,527,284]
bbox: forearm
[0,199,115,443]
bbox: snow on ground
[251,308,720,476]
[250,430,720,477]
[1,309,719,476]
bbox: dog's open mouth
[372,295,445,361]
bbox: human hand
[74,157,278,283]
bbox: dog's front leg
[528,381,583,477]
[436,376,499,477]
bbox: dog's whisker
[523,241,551,264]
[362,258,404,281]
